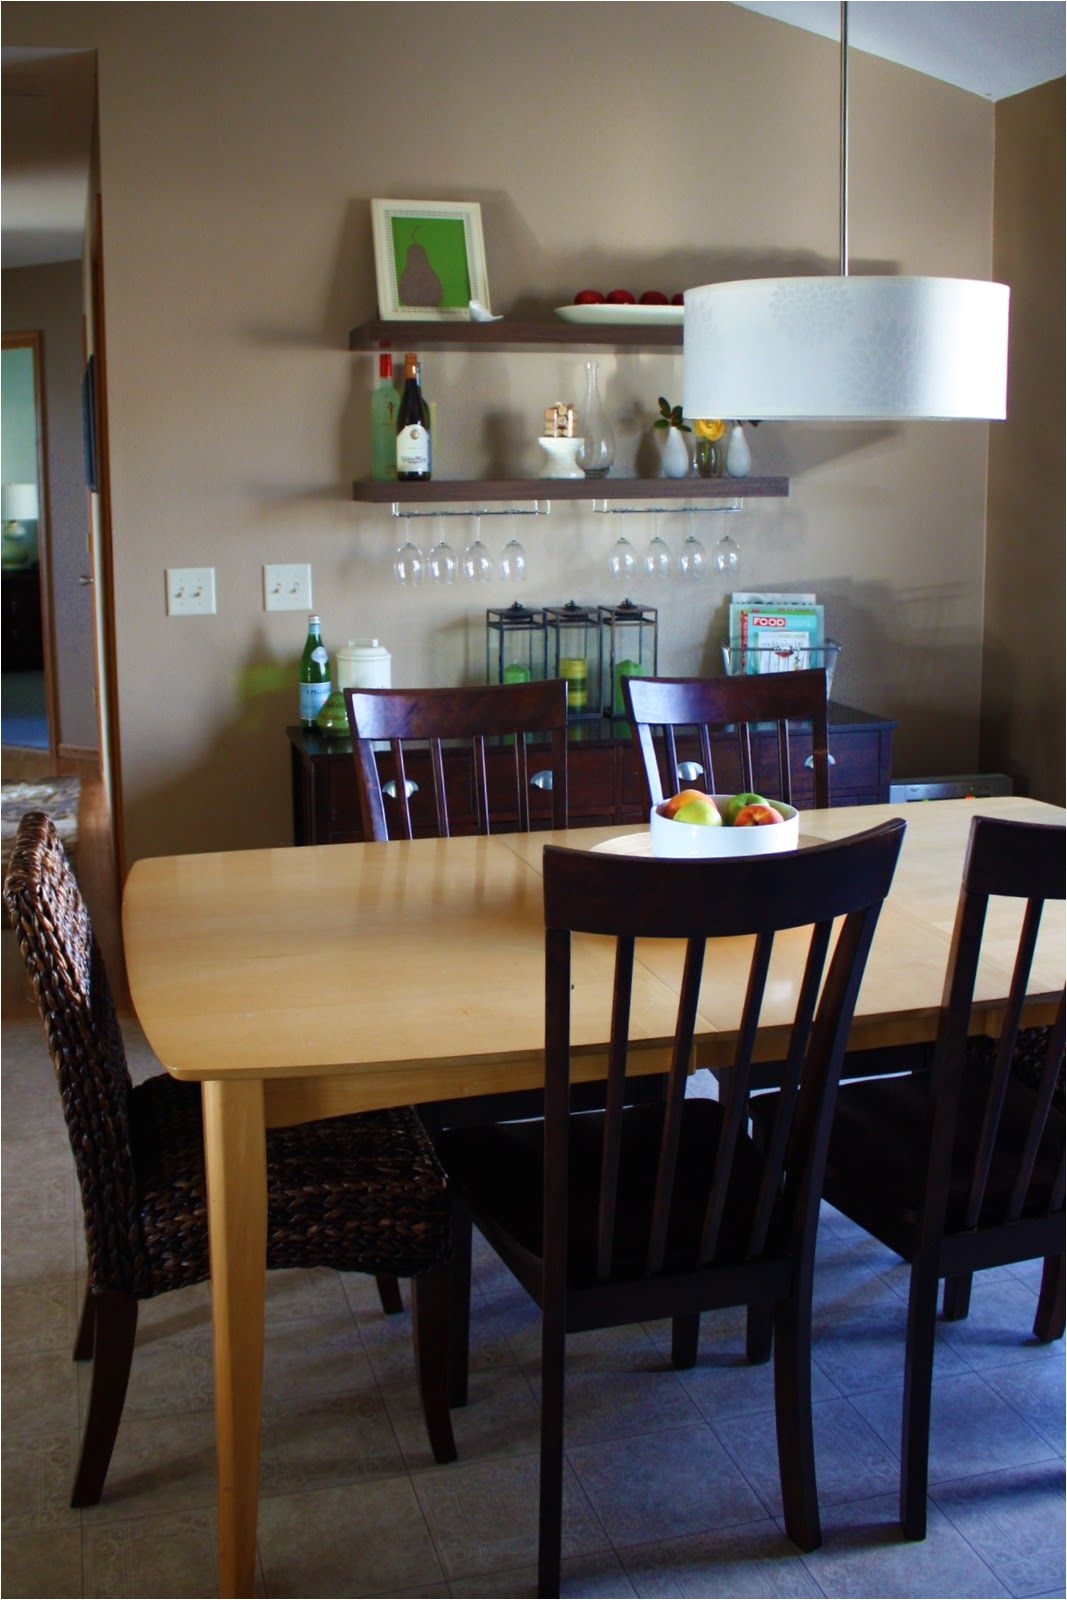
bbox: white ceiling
[2,5,1064,271]
[731,1,1066,101]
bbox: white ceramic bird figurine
[468,299,502,322]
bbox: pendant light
[682,3,1009,422]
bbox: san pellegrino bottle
[371,352,398,481]
[396,352,431,481]
[299,614,332,727]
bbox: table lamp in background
[2,482,39,570]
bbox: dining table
[122,795,1065,1597]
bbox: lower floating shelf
[351,476,788,506]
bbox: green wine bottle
[299,614,331,727]
[370,352,398,482]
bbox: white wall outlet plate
[263,563,313,611]
[165,567,216,616]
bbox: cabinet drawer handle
[530,769,553,791]
[382,778,419,800]
[677,761,704,782]
[804,752,836,768]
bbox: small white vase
[725,424,752,478]
[659,426,690,479]
[538,437,585,479]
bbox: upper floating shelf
[348,318,683,352]
[351,477,789,505]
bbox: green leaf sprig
[654,397,691,432]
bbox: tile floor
[2,1014,1064,1599]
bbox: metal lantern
[486,602,548,687]
[598,599,658,719]
[546,601,600,720]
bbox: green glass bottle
[370,352,398,482]
[299,614,331,727]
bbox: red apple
[639,290,669,305]
[574,289,605,305]
[733,803,784,827]
[606,288,636,304]
[670,293,685,306]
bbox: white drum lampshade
[1,482,39,523]
[683,276,1010,423]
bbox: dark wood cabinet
[1,569,44,672]
[287,701,896,846]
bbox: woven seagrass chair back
[4,811,145,1294]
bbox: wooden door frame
[2,328,59,763]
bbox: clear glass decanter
[575,361,615,479]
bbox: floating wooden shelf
[349,317,683,352]
[351,476,789,506]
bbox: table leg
[202,1079,267,1599]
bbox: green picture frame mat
[390,216,472,310]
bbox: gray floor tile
[568,1423,766,1548]
[452,1550,638,1597]
[82,1507,230,1599]
[0,1526,83,1599]
[382,1362,541,1471]
[796,1492,1010,1597]
[850,1370,1058,1487]
[620,1518,823,1597]
[931,1459,1067,1597]
[936,1275,1057,1372]
[715,1396,900,1513]
[257,1476,444,1597]
[811,1296,969,1397]
[981,1353,1066,1456]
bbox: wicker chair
[3,811,456,1509]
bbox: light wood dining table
[122,795,1065,1597]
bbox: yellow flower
[694,419,725,442]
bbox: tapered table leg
[202,1080,267,1599]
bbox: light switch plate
[165,567,216,616]
[263,563,313,611]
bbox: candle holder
[546,601,600,720]
[598,599,658,719]
[487,602,548,686]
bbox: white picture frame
[371,198,490,321]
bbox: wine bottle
[299,614,332,727]
[396,352,431,481]
[370,352,398,482]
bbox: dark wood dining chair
[3,811,457,1509]
[765,813,1065,1541]
[343,679,568,842]
[623,669,831,810]
[438,818,906,1597]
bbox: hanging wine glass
[462,515,493,583]
[714,533,741,576]
[498,525,527,583]
[608,534,637,582]
[426,516,458,585]
[393,520,424,587]
[643,515,673,580]
[679,519,707,580]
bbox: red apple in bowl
[606,288,636,304]
[574,289,604,305]
[671,293,685,306]
[639,290,669,305]
[733,803,784,827]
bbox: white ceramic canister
[335,639,392,690]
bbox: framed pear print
[371,199,490,321]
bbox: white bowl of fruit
[649,790,799,858]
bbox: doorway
[1,331,55,754]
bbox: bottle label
[300,680,332,723]
[310,646,328,669]
[397,423,430,474]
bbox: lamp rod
[839,0,849,276]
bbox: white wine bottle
[298,614,331,727]
[370,352,398,482]
[396,352,431,481]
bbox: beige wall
[2,261,99,752]
[983,77,1065,804]
[3,2,1002,862]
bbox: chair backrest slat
[542,820,905,1290]
[624,671,831,811]
[345,681,569,841]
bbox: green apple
[723,791,766,826]
[673,794,723,826]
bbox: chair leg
[448,1209,473,1408]
[671,1313,700,1370]
[73,1284,95,1361]
[538,1298,567,1600]
[772,1287,821,1552]
[900,1256,940,1541]
[375,1273,404,1316]
[70,1291,139,1508]
[411,1261,457,1465]
[1034,1254,1066,1343]
[746,1300,774,1364]
[941,1273,972,1322]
